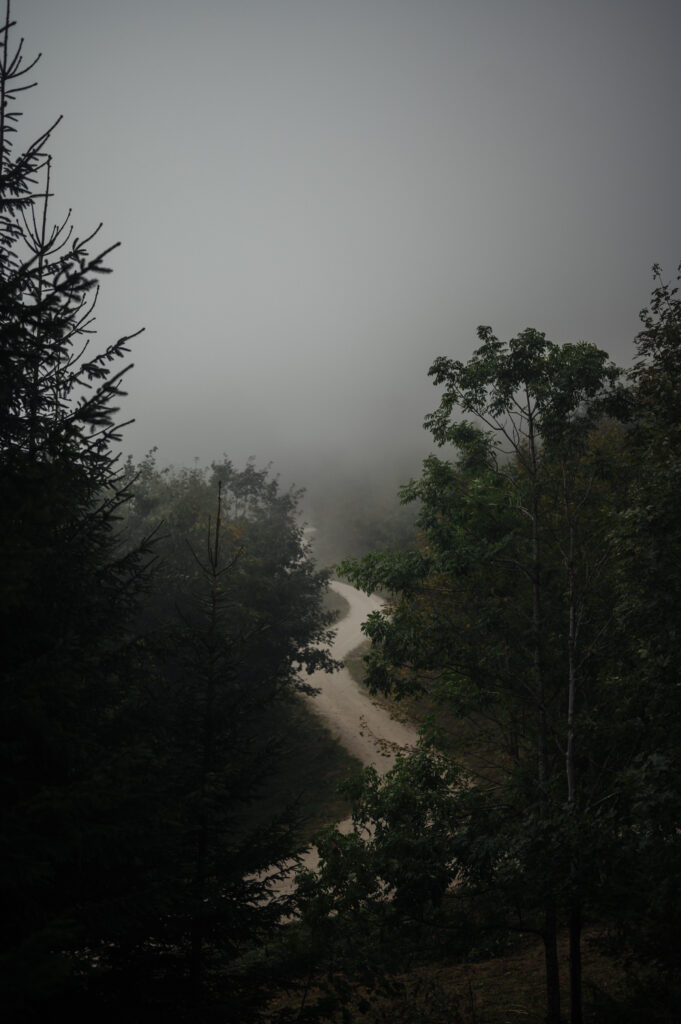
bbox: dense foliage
[4,4,681,1021]
[335,296,681,1023]
[113,457,338,1019]
[0,1,153,1010]
[0,8,336,1019]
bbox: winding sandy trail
[306,579,419,771]
[259,581,420,899]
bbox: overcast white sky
[15,0,681,482]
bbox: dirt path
[305,579,419,771]
[260,581,420,898]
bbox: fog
[18,0,681,493]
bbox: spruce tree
[119,456,339,1018]
[0,2,151,1013]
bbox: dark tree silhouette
[0,1,152,1013]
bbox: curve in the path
[306,579,419,772]
[258,581,420,898]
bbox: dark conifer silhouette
[0,6,338,1017]
[0,1,152,1012]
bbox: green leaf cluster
[334,303,681,1021]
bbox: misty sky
[16,0,681,483]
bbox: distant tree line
[302,466,419,570]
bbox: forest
[2,4,681,1022]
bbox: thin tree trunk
[543,902,562,1024]
[190,483,223,1001]
[564,481,583,1024]
[569,901,583,1024]
[529,408,548,795]
[528,401,561,1024]
[566,516,577,809]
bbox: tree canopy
[336,309,681,1023]
[3,2,681,1019]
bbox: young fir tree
[117,455,340,1019]
[0,2,152,1013]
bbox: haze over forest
[19,0,681,490]
[6,4,681,1018]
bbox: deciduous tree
[602,265,681,1016]
[342,327,625,1023]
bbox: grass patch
[323,586,351,622]
[255,585,357,842]
[244,694,360,845]
[432,926,627,1023]
[342,639,515,784]
[268,924,628,1023]
[343,637,371,688]
[343,638,416,729]
[241,583,358,844]
[282,695,360,837]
